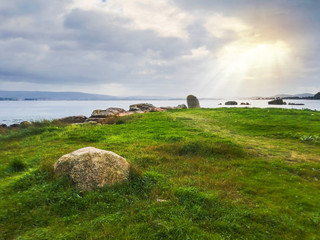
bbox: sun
[207,39,293,96]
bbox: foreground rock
[268,99,287,105]
[225,101,238,105]
[56,115,87,124]
[187,95,200,108]
[53,147,130,190]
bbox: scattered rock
[156,198,167,203]
[176,104,187,109]
[240,102,250,105]
[160,104,187,110]
[218,103,222,105]
[53,147,130,191]
[225,101,238,105]
[160,106,174,110]
[268,99,287,105]
[187,95,200,108]
[56,116,87,124]
[288,103,305,105]
[90,108,126,118]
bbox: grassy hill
[0,108,320,240]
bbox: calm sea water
[0,99,319,125]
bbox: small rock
[53,147,130,191]
[268,99,286,105]
[176,104,187,109]
[187,95,200,108]
[225,101,238,105]
[288,103,305,105]
[56,115,87,124]
[240,102,250,105]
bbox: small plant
[300,135,319,143]
[7,158,27,172]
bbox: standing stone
[187,95,200,108]
[53,147,130,190]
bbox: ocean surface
[0,99,319,125]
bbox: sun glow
[207,39,293,96]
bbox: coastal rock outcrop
[268,99,287,105]
[53,147,130,190]
[187,95,200,108]
[225,101,238,105]
[314,92,320,99]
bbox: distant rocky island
[252,92,319,100]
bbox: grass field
[0,108,320,240]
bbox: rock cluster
[53,147,130,190]
[187,95,200,108]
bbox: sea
[0,99,320,125]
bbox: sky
[0,0,319,98]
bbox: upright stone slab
[187,95,200,108]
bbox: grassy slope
[0,108,319,240]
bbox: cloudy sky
[0,0,319,97]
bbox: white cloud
[205,14,250,38]
[67,0,193,39]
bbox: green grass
[0,108,320,240]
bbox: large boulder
[187,95,200,108]
[53,147,130,190]
[314,92,320,99]
[268,99,286,105]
